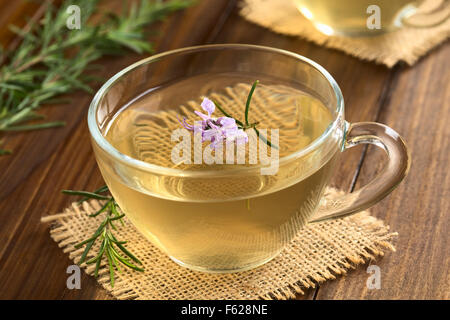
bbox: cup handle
[401,0,450,28]
[309,122,410,223]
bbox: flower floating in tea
[180,98,248,148]
[179,81,277,149]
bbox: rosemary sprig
[62,186,143,287]
[0,0,194,155]
[214,81,278,149]
[62,189,111,202]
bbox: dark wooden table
[0,0,448,300]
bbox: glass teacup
[88,44,410,273]
[293,0,450,36]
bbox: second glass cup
[293,0,450,36]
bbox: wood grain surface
[0,0,448,300]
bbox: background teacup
[293,0,450,36]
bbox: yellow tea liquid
[99,79,338,272]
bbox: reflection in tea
[99,80,338,272]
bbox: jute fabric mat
[43,188,396,300]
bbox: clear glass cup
[293,0,450,36]
[88,44,410,273]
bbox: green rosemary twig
[214,80,278,149]
[62,186,143,287]
[0,0,194,155]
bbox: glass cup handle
[309,122,411,223]
[402,0,450,28]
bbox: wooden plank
[0,0,234,299]
[315,43,450,299]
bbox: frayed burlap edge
[239,0,450,67]
[42,188,397,300]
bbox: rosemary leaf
[94,255,102,278]
[254,127,278,150]
[64,185,144,286]
[2,121,66,131]
[89,199,112,217]
[109,214,126,221]
[62,189,111,200]
[111,234,143,265]
[80,185,109,204]
[0,149,12,155]
[86,240,106,265]
[105,248,115,287]
[245,80,259,126]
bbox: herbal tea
[294,0,416,35]
[98,78,338,272]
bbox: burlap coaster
[240,0,450,67]
[42,188,396,300]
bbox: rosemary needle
[245,80,259,126]
[62,189,110,201]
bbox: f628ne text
[225,304,268,315]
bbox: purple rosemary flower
[178,81,277,151]
[180,98,248,148]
